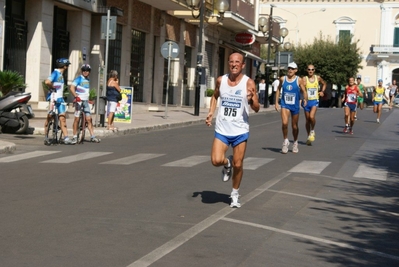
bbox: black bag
[116,90,122,102]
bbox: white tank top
[215,74,250,136]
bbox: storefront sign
[234,32,256,45]
[114,86,133,123]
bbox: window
[131,29,145,102]
[108,24,122,76]
[333,17,356,43]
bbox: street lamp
[276,27,291,76]
[258,4,276,108]
[276,7,326,45]
[186,0,229,116]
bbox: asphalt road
[0,108,398,267]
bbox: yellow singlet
[306,75,319,101]
[374,87,384,102]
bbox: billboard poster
[114,86,132,123]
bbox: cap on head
[288,62,298,69]
[378,79,383,83]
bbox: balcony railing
[370,45,399,54]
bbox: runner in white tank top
[215,74,250,136]
[205,52,260,208]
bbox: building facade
[0,0,273,113]
[261,0,399,87]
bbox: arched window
[333,16,356,43]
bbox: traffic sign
[161,41,179,59]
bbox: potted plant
[0,70,27,96]
[205,89,214,108]
[89,88,97,104]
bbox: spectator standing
[275,62,308,154]
[389,80,397,109]
[258,79,266,105]
[205,52,259,208]
[271,77,280,105]
[106,70,122,131]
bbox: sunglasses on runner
[307,68,315,71]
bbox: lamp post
[276,7,326,45]
[187,0,229,116]
[276,28,291,77]
[263,5,275,108]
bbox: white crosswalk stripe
[41,152,112,163]
[0,152,389,181]
[162,155,209,167]
[243,157,275,170]
[353,164,387,181]
[0,151,61,163]
[100,153,165,165]
[288,160,331,174]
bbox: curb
[0,140,17,154]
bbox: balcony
[139,0,257,33]
[370,45,399,54]
[368,45,399,60]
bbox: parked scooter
[0,91,35,134]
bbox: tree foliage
[292,32,363,86]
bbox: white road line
[127,172,291,267]
[353,164,387,181]
[41,152,112,163]
[162,155,209,167]
[288,160,331,174]
[244,157,274,170]
[0,151,61,163]
[100,153,165,165]
[222,217,399,261]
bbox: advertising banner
[114,86,132,123]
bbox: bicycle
[45,93,63,145]
[75,99,88,144]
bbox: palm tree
[0,70,27,96]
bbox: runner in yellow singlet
[301,64,326,145]
[373,79,387,123]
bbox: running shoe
[354,116,357,120]
[349,128,353,135]
[71,137,78,144]
[282,140,289,154]
[63,138,75,145]
[377,118,380,123]
[90,137,101,143]
[307,131,315,145]
[343,126,348,133]
[292,141,299,153]
[230,192,241,208]
[221,155,233,182]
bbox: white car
[394,94,399,105]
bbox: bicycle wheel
[45,119,55,145]
[77,113,86,144]
[55,115,63,144]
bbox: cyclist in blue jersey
[44,58,74,145]
[70,64,100,143]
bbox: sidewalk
[0,105,275,153]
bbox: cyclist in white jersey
[205,52,259,208]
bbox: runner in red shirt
[341,77,363,134]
